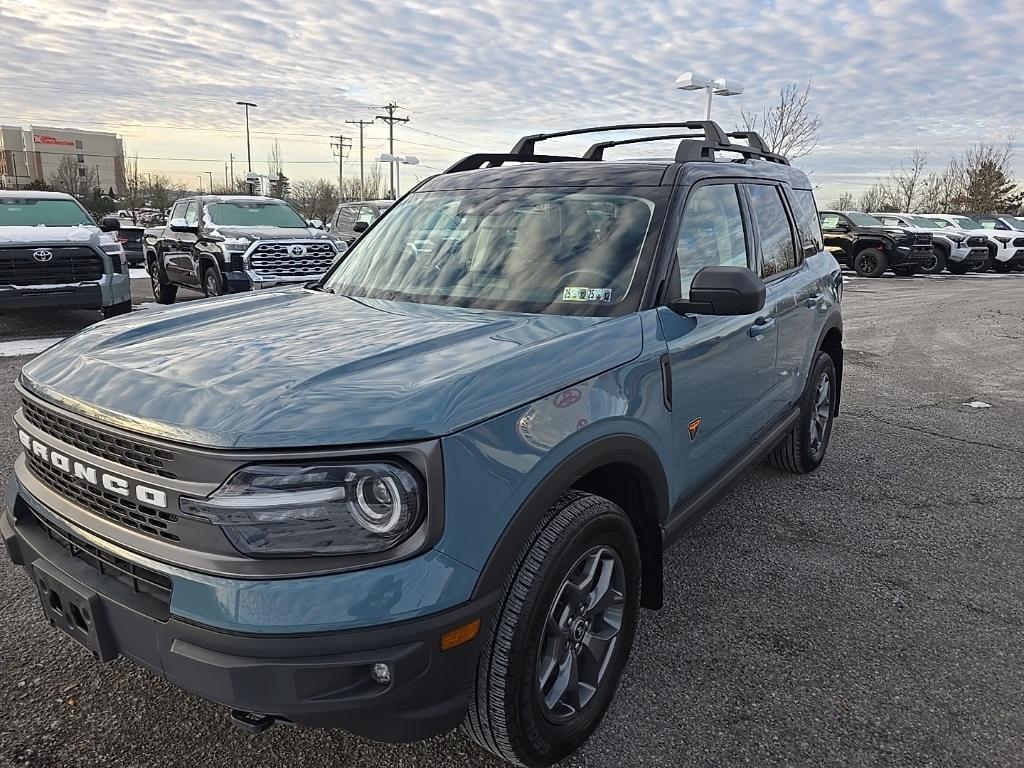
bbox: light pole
[206,171,214,193]
[377,153,418,198]
[676,72,744,119]
[197,175,204,194]
[236,101,257,192]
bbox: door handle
[804,294,822,308]
[749,317,776,338]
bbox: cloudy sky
[2,0,1022,202]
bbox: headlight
[180,461,424,557]
[995,236,1011,244]
[948,234,964,244]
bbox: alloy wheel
[809,371,832,457]
[537,544,625,723]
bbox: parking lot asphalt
[1,273,1023,767]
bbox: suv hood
[21,290,642,448]
[207,225,334,242]
[0,224,114,247]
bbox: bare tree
[857,183,890,213]
[341,163,385,201]
[288,178,339,224]
[121,153,145,223]
[887,149,928,211]
[952,138,1021,213]
[829,192,855,210]
[739,78,824,161]
[49,156,81,195]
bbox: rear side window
[790,189,823,253]
[169,201,188,221]
[745,184,797,278]
[334,205,357,229]
[356,205,377,225]
[675,184,749,292]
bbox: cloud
[1,0,1022,201]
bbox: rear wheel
[150,262,178,304]
[464,492,641,767]
[853,248,887,278]
[767,351,837,474]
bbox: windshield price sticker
[562,287,612,303]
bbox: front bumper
[891,244,934,266]
[223,270,323,293]
[0,282,104,310]
[2,498,496,742]
[949,246,989,266]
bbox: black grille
[26,453,181,542]
[22,398,178,479]
[0,246,104,285]
[914,233,933,246]
[249,241,336,278]
[29,506,171,611]
[1013,237,1024,248]
[966,236,989,248]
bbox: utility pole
[345,118,373,197]
[229,152,234,189]
[224,163,228,189]
[330,134,352,200]
[206,171,214,193]
[374,103,408,198]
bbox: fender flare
[471,433,670,608]
[813,312,844,414]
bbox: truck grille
[966,236,990,248]
[22,397,178,479]
[0,246,104,285]
[913,233,933,246]
[1013,237,1024,248]
[28,506,172,610]
[26,453,181,542]
[248,241,336,278]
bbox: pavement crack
[843,409,1020,454]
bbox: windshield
[910,215,942,228]
[0,198,93,227]
[206,201,307,228]
[950,215,983,229]
[847,211,883,227]
[323,187,659,315]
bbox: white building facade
[0,125,126,195]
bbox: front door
[658,181,780,508]
[819,211,855,266]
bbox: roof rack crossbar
[583,133,705,160]
[727,131,770,154]
[444,153,587,174]
[511,121,730,156]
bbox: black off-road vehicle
[819,210,933,277]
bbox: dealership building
[0,125,126,195]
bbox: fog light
[370,662,392,685]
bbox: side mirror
[352,220,369,233]
[168,217,194,233]
[99,217,121,232]
[669,266,766,316]
[307,218,324,229]
[834,222,851,232]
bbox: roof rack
[442,120,788,174]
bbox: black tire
[149,261,178,304]
[767,351,837,474]
[464,492,641,767]
[853,247,887,278]
[992,260,1014,273]
[947,261,971,275]
[202,261,225,297]
[101,299,132,318]
[891,265,917,277]
[920,247,946,275]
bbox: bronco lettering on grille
[18,429,168,509]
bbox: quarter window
[356,205,377,225]
[675,184,749,292]
[169,201,188,221]
[745,184,797,277]
[790,189,823,254]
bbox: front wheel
[947,261,971,275]
[853,248,887,277]
[992,260,1014,273]
[202,261,225,297]
[464,492,640,767]
[920,248,946,275]
[767,351,837,474]
[150,263,178,304]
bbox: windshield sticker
[562,287,612,303]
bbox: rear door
[657,180,780,503]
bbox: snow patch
[129,268,149,279]
[0,337,65,357]
[962,401,992,408]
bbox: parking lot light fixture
[676,71,744,119]
[236,101,258,192]
[377,153,419,197]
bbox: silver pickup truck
[0,191,132,317]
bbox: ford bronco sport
[0,191,132,316]
[144,195,344,302]
[3,121,843,767]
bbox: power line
[330,134,352,194]
[374,102,409,198]
[345,118,374,195]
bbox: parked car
[3,121,843,768]
[144,195,345,303]
[328,199,393,244]
[818,210,933,277]
[870,212,989,274]
[0,191,132,316]
[115,219,146,266]
[919,213,1022,272]
[969,214,1024,271]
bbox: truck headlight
[180,462,424,557]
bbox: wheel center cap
[571,619,587,642]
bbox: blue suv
[3,121,843,767]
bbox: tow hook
[230,709,276,734]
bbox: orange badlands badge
[687,417,702,441]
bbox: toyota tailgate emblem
[32,249,54,262]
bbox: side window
[819,213,842,230]
[334,204,357,229]
[675,184,749,292]
[979,220,996,230]
[356,205,377,225]
[183,201,199,226]
[169,201,188,221]
[745,184,797,278]
[790,189,823,253]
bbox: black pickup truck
[144,195,345,303]
[818,210,933,277]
